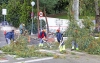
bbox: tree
[94,0,100,32]
[0,0,8,4]
[6,0,21,27]
[95,0,99,15]
[79,0,95,16]
[19,0,32,24]
[39,0,59,14]
[72,0,79,20]
[54,0,69,13]
[39,0,59,33]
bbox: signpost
[2,9,7,25]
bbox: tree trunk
[72,0,79,20]
[95,0,100,32]
[95,0,99,15]
[44,7,49,36]
[37,0,40,38]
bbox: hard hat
[22,24,25,26]
[57,29,60,32]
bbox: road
[1,51,100,63]
[0,27,7,47]
[0,26,100,63]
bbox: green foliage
[65,20,80,38]
[86,37,100,55]
[0,3,8,22]
[64,17,100,54]
[39,0,59,14]
[0,36,53,58]
[19,0,32,25]
[79,0,95,16]
[6,0,21,27]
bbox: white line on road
[0,60,9,62]
[14,57,53,63]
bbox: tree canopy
[0,0,100,32]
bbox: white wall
[39,17,69,33]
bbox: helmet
[22,23,25,26]
[57,29,60,32]
[12,30,14,32]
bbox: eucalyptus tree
[72,0,79,20]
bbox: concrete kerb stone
[37,49,65,56]
[0,50,4,54]
[37,49,86,56]
[66,49,86,56]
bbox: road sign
[2,9,7,15]
[38,11,43,17]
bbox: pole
[40,19,42,29]
[37,0,40,38]
[44,7,49,34]
[31,6,34,35]
[4,15,5,26]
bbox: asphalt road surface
[0,52,100,63]
[0,28,7,47]
[0,26,100,63]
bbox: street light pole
[31,1,35,35]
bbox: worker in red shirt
[39,29,47,47]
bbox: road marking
[0,60,9,62]
[16,58,25,60]
[14,57,53,63]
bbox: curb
[37,49,86,56]
[66,49,86,55]
[0,50,4,54]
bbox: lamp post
[31,1,35,35]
